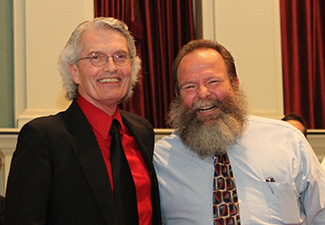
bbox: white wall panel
[201,0,283,119]
[14,0,94,128]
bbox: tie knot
[214,153,230,165]
[109,119,120,136]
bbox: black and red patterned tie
[213,153,240,225]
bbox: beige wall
[200,0,283,119]
[14,0,94,128]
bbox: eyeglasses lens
[90,53,130,67]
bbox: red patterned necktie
[213,153,240,225]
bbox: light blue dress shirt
[154,115,325,224]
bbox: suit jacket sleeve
[5,119,54,224]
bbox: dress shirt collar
[76,95,124,140]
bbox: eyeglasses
[79,51,132,67]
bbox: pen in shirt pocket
[266,176,275,194]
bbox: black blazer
[5,101,162,225]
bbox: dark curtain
[94,0,194,128]
[280,0,325,129]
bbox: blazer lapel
[120,111,154,168]
[64,101,118,224]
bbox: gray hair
[58,17,141,101]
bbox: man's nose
[102,57,117,72]
[198,85,210,99]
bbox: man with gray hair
[5,17,162,225]
[154,39,325,224]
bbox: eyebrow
[87,50,129,56]
[179,81,196,88]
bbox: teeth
[98,78,119,83]
[198,105,216,112]
[201,105,213,110]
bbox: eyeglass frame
[78,51,133,67]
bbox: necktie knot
[109,119,120,136]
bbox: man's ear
[69,64,80,84]
[232,77,239,88]
[234,77,239,86]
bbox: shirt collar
[76,95,124,140]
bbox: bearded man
[153,39,325,225]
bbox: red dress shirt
[77,96,152,225]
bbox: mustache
[192,98,221,111]
[189,97,238,120]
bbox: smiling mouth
[197,105,217,113]
[98,78,120,83]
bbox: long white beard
[168,88,249,158]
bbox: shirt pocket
[263,181,301,224]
